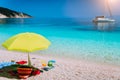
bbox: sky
[0,0,120,18]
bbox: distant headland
[0,7,32,18]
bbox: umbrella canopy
[2,32,51,66]
[2,32,51,52]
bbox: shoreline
[0,50,120,80]
[32,50,120,68]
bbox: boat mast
[106,0,113,18]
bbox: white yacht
[93,16,115,22]
[93,0,115,23]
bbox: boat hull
[93,18,115,23]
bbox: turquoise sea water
[0,18,120,66]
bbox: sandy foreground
[0,50,120,80]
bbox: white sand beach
[0,50,120,80]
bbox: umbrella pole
[28,52,32,66]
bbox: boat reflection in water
[93,22,116,32]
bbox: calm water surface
[0,18,120,66]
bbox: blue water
[0,18,120,66]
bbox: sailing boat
[93,0,115,22]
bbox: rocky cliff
[0,7,32,18]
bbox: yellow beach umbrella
[2,32,51,66]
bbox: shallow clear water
[0,18,120,65]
